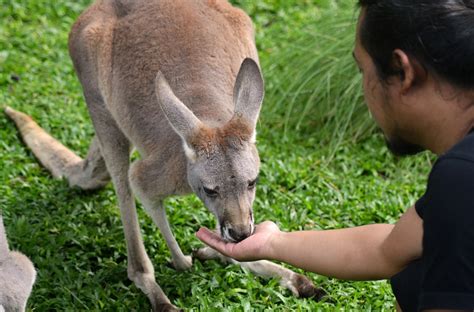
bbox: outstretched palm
[196,221,280,261]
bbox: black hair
[358,0,474,89]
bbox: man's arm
[197,206,423,280]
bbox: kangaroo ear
[155,72,202,161]
[233,58,264,131]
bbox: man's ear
[392,49,427,94]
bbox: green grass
[1,0,433,311]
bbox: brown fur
[292,274,328,300]
[222,117,254,143]
[189,118,253,156]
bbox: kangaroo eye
[248,176,259,190]
[203,186,219,198]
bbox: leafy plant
[261,8,375,155]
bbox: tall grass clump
[261,6,376,152]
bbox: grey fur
[0,214,36,312]
[5,0,320,309]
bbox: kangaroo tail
[5,106,110,190]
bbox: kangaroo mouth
[219,228,237,243]
[220,224,252,243]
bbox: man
[196,0,474,311]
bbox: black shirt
[391,131,474,311]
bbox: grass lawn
[1,0,433,311]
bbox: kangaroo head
[156,58,264,242]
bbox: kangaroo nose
[227,226,252,242]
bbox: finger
[255,221,278,233]
[196,228,241,258]
[196,228,230,254]
[254,221,270,233]
[196,227,221,242]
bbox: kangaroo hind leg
[194,246,327,300]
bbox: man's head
[354,0,474,155]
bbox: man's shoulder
[442,132,474,163]
[416,134,474,218]
[426,132,474,195]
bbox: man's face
[354,11,424,156]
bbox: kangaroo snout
[221,222,254,243]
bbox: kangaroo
[5,0,324,310]
[0,213,36,312]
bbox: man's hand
[196,221,280,261]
